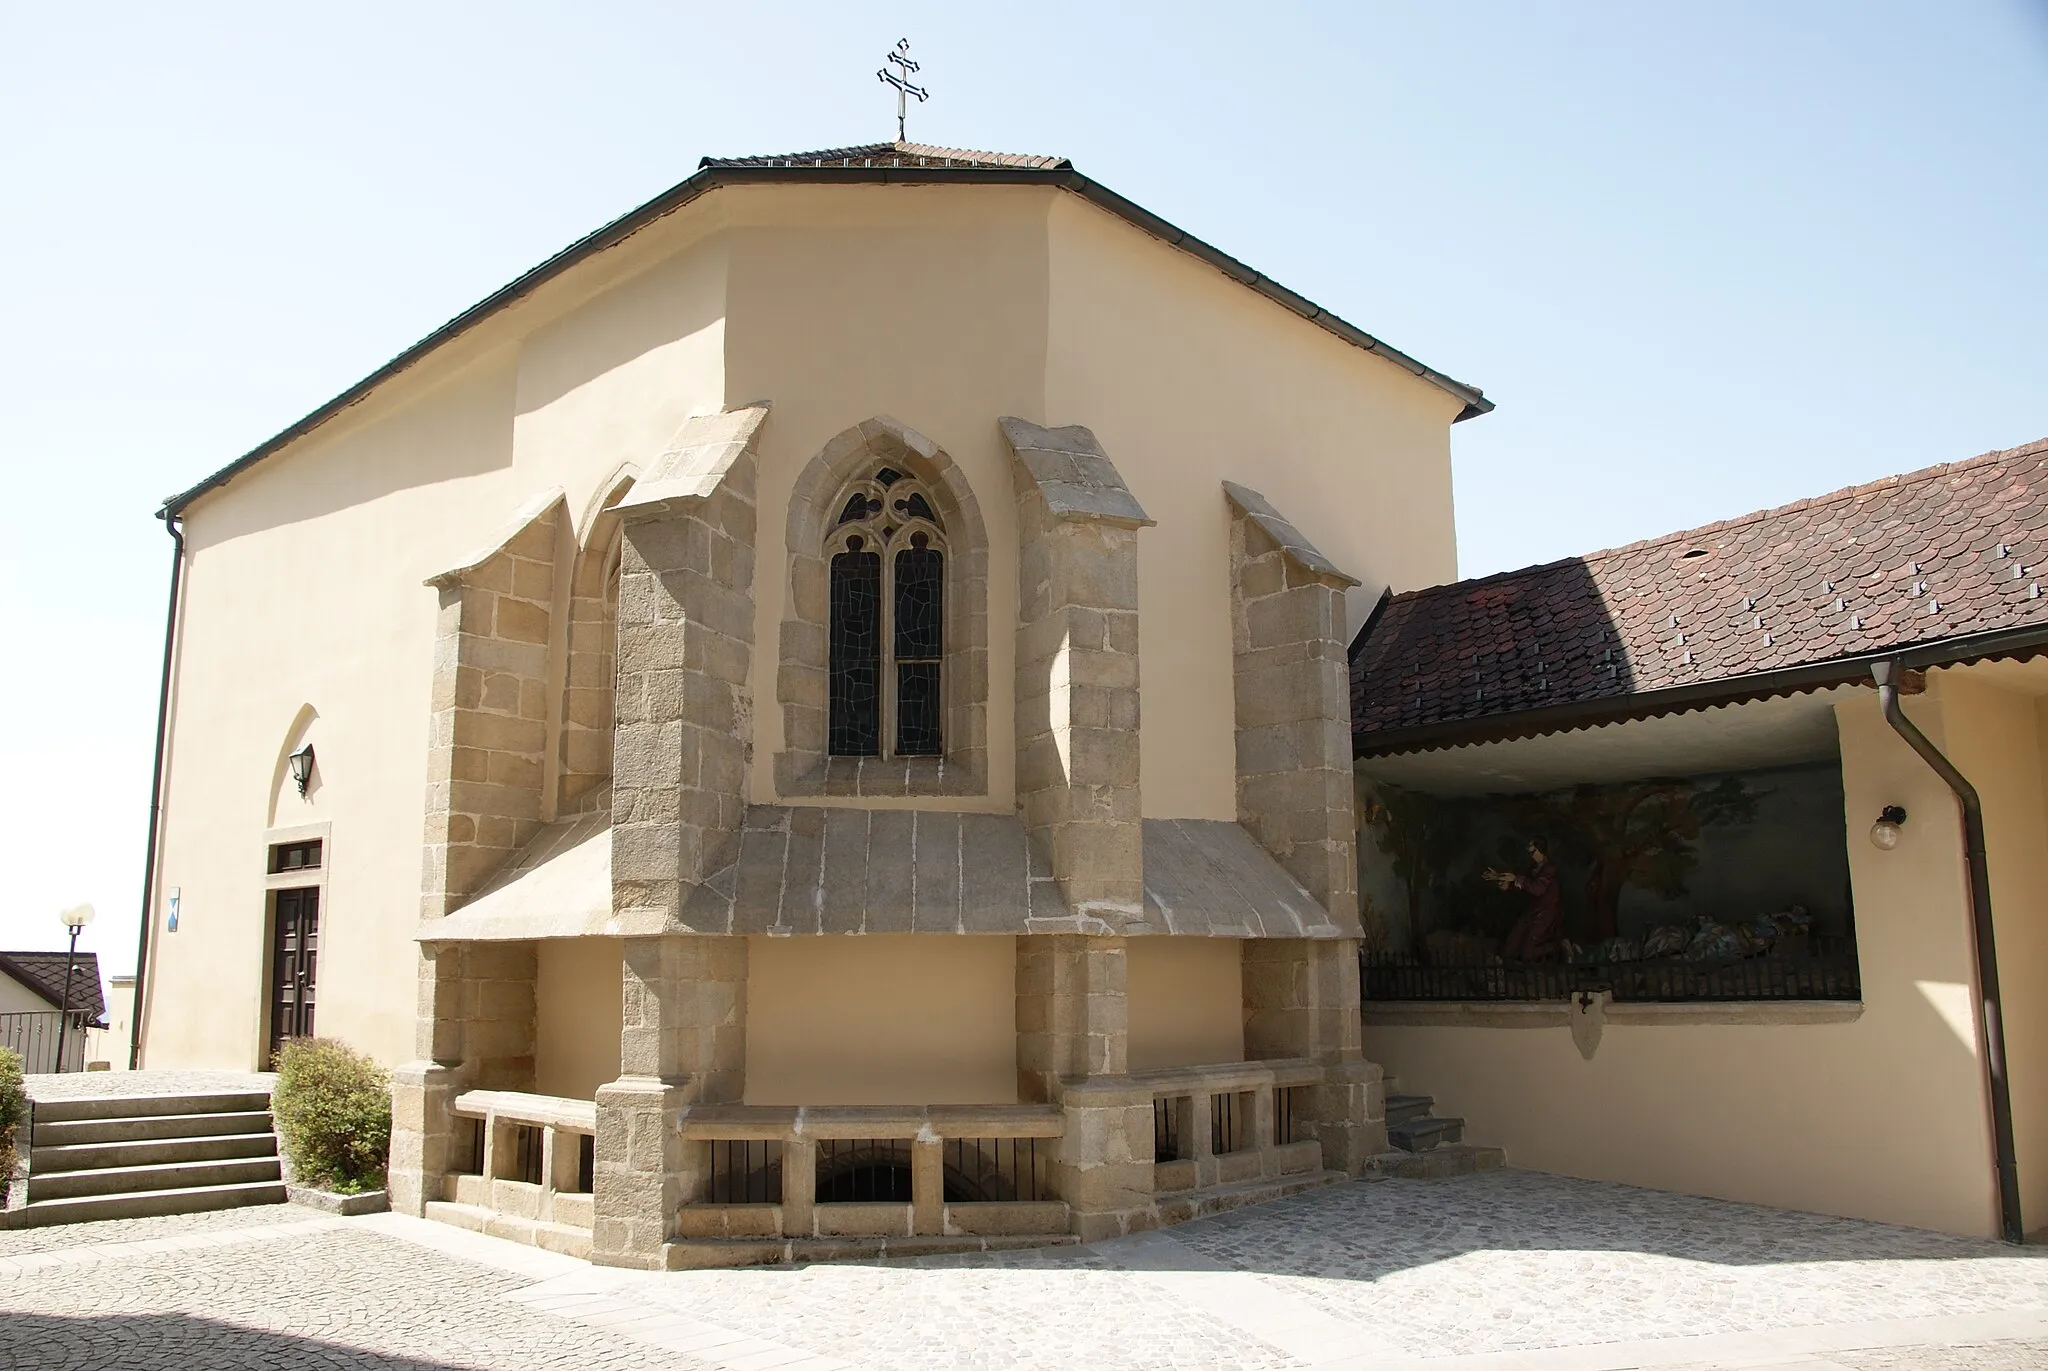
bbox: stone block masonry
[420,491,569,920]
[1000,417,1154,926]
[609,405,769,928]
[1224,481,1360,924]
[1225,482,1384,1171]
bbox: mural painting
[1356,761,1857,1000]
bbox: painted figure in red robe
[1484,839,1564,962]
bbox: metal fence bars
[1362,936,1861,1003]
[0,1011,87,1074]
[707,1138,783,1204]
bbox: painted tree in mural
[1361,786,1471,951]
[1518,777,1757,942]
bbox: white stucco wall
[138,177,1465,1080]
[1363,666,2048,1238]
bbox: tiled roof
[1352,438,2048,750]
[0,950,106,1022]
[699,142,1069,171]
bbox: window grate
[574,1133,595,1194]
[1153,1096,1188,1162]
[1275,1087,1312,1147]
[510,1124,544,1186]
[1211,1091,1254,1156]
[814,1138,912,1203]
[942,1137,1043,1202]
[1361,938,1862,1003]
[705,1139,781,1204]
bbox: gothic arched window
[827,466,945,757]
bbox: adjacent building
[1349,439,2048,1242]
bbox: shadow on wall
[0,1312,502,1370]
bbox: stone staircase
[7,1090,286,1227]
[1365,1082,1506,1180]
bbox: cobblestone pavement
[24,1068,274,1100]
[2,1170,2045,1370]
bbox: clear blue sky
[2,2,2043,983]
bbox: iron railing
[1153,1095,1187,1162]
[1209,1091,1253,1155]
[707,1139,782,1203]
[1362,937,1861,1003]
[942,1137,1044,1202]
[0,1011,87,1073]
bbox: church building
[133,141,1491,1267]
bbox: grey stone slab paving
[1832,1339,2048,1369]
[3,1168,2047,1369]
[25,1068,274,1100]
[1159,1170,2048,1359]
[0,1198,305,1257]
[0,1221,711,1370]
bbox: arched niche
[558,468,635,813]
[267,703,324,826]
[776,416,988,797]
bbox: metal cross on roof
[877,38,928,142]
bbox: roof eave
[1353,621,2048,759]
[159,162,1491,517]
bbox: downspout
[128,512,186,1070]
[1872,658,2023,1243]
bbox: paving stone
[4,1169,2047,1369]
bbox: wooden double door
[268,887,319,1060]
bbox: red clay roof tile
[1352,438,2048,748]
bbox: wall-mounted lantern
[288,743,317,796]
[1869,804,1908,850]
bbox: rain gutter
[128,512,185,1069]
[1873,658,2023,1244]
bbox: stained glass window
[824,470,946,758]
[828,538,882,756]
[894,536,944,755]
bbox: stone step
[31,1131,279,1174]
[26,1155,282,1203]
[1388,1115,1464,1152]
[31,1109,276,1147]
[1154,1169,1348,1227]
[6,1181,287,1228]
[1364,1144,1506,1181]
[30,1091,272,1124]
[664,1231,1083,1270]
[423,1201,592,1259]
[1385,1093,1434,1126]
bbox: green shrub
[0,1045,24,1205]
[271,1037,391,1194]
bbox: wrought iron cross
[877,38,928,143]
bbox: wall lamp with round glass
[1869,805,1908,850]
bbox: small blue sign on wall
[166,887,180,933]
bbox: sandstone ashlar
[610,406,768,927]
[388,940,540,1217]
[1224,480,1361,924]
[1001,417,1154,922]
[591,933,749,1269]
[1015,933,1154,1238]
[420,491,569,921]
[1242,937,1386,1171]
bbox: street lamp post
[55,904,95,1073]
